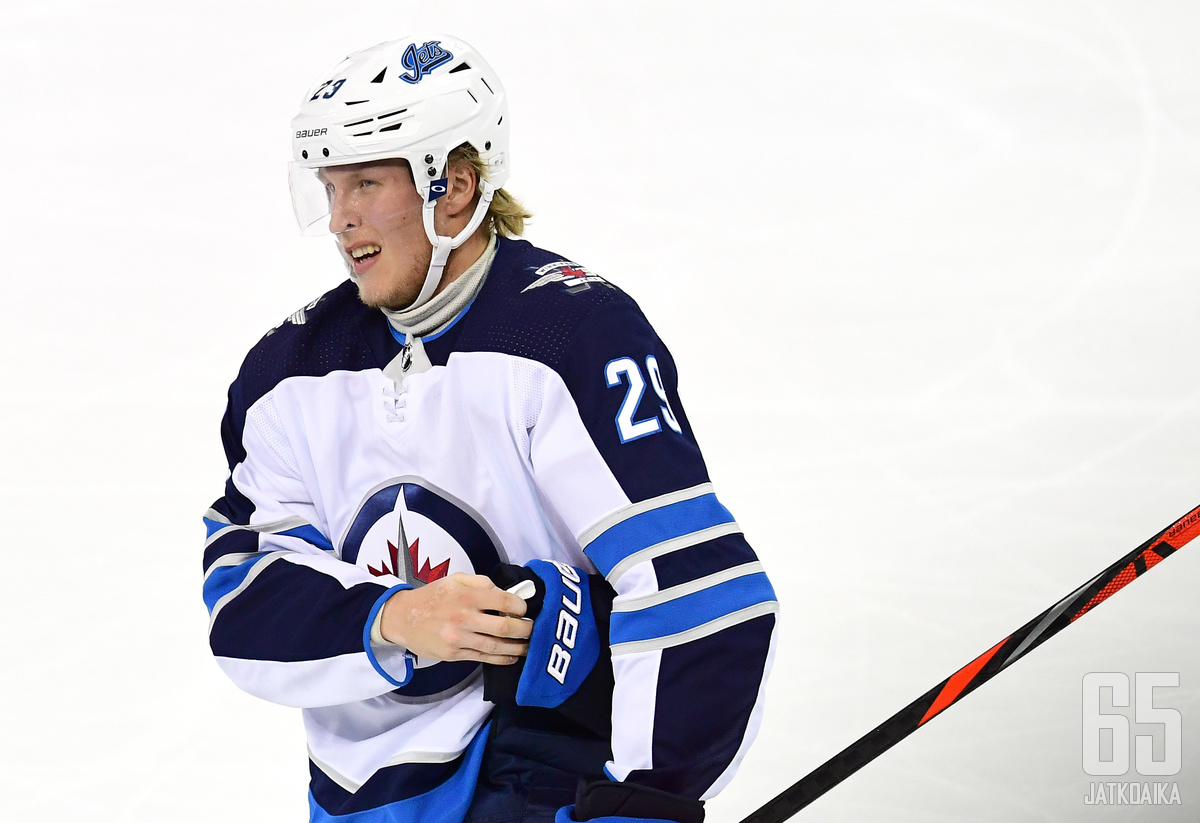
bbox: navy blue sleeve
[549,302,779,800]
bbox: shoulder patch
[266,294,327,336]
[521,261,613,295]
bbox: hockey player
[203,35,778,823]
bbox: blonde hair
[449,143,532,238]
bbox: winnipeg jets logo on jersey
[342,478,506,695]
[366,517,451,585]
[521,261,612,295]
[400,40,454,84]
[342,477,504,589]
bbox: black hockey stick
[739,502,1200,823]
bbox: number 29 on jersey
[605,355,683,443]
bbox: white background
[3,1,1199,821]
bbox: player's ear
[441,157,479,217]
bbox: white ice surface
[2,1,1199,821]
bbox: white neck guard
[382,232,497,340]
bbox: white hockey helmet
[289,35,509,308]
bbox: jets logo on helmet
[400,40,453,84]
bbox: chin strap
[406,178,497,311]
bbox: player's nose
[328,191,360,234]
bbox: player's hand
[378,573,532,664]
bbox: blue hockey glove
[516,559,601,707]
[557,778,705,823]
[484,561,614,734]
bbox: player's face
[320,160,431,309]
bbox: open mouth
[350,243,382,264]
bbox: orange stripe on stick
[1071,562,1136,622]
[1162,508,1200,548]
[919,638,1009,726]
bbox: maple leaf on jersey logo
[520,261,611,294]
[368,537,451,585]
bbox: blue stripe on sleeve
[585,493,735,578]
[202,554,270,614]
[203,516,227,539]
[280,523,336,552]
[609,572,776,646]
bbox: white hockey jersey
[203,237,778,821]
